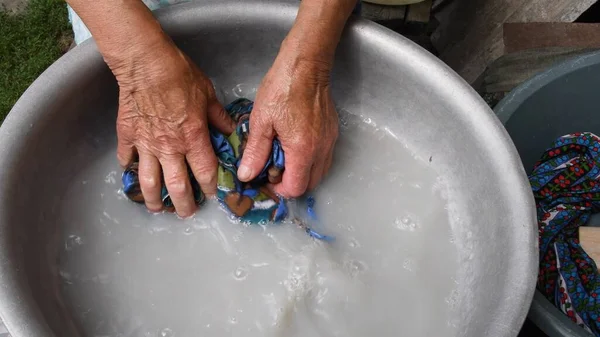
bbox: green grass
[0,0,73,122]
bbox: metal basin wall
[0,1,537,336]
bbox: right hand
[110,37,235,217]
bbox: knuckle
[294,137,314,151]
[139,174,159,190]
[189,155,218,183]
[182,120,207,139]
[329,124,340,141]
[286,182,307,198]
[116,121,134,138]
[165,176,190,198]
[195,166,217,185]
[116,151,128,163]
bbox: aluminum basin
[0,1,537,336]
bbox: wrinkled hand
[238,53,339,198]
[113,42,235,217]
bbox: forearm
[282,0,356,66]
[65,0,173,71]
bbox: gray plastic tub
[495,50,600,337]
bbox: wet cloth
[122,98,334,241]
[530,132,600,335]
[212,98,287,223]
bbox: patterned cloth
[68,1,363,45]
[530,132,600,335]
[122,98,334,241]
[212,98,287,223]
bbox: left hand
[237,50,339,198]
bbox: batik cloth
[122,98,286,223]
[530,132,600,335]
[122,98,334,241]
[212,98,287,223]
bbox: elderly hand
[113,39,235,217]
[237,47,339,198]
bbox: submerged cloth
[122,98,334,241]
[211,98,287,223]
[530,132,600,335]
[68,1,363,45]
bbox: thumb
[238,117,274,182]
[207,99,236,135]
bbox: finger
[117,137,136,168]
[323,146,334,177]
[186,132,219,197]
[238,114,274,182]
[273,154,313,198]
[137,152,163,212]
[307,155,327,192]
[207,99,236,135]
[160,155,197,217]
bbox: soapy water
[56,91,459,337]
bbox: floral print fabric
[530,132,600,335]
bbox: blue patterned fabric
[122,98,334,241]
[530,132,600,335]
[210,98,287,224]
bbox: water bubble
[229,316,238,324]
[232,83,255,98]
[348,238,360,248]
[363,117,372,124]
[104,171,117,184]
[232,232,243,242]
[65,235,82,251]
[233,267,248,280]
[183,227,194,235]
[345,259,367,277]
[445,289,459,310]
[160,328,174,337]
[402,258,414,271]
[394,216,417,232]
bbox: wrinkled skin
[114,44,236,216]
[66,0,354,217]
[113,40,338,217]
[239,53,339,197]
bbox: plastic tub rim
[494,50,600,337]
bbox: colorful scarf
[122,98,333,241]
[530,132,600,335]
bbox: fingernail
[237,165,252,181]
